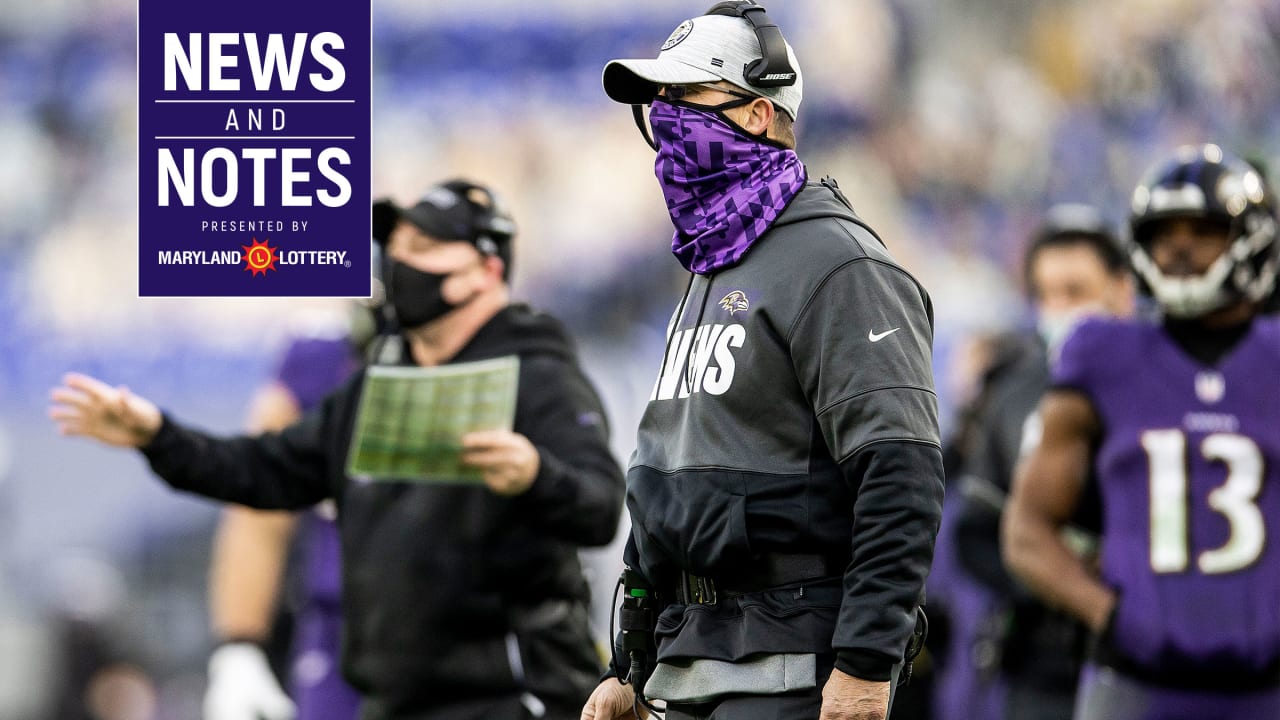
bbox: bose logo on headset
[708,1,798,89]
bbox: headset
[705,1,796,88]
[632,2,796,150]
[432,179,517,257]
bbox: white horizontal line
[154,136,357,140]
[153,99,357,104]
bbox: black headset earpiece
[439,180,517,252]
[706,1,796,88]
[630,2,795,151]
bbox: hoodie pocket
[629,466,753,574]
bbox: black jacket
[142,304,625,716]
[953,335,1099,694]
[624,181,945,682]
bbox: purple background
[138,0,371,297]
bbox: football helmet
[1128,144,1278,317]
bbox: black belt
[675,553,844,605]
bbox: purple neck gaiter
[650,98,807,274]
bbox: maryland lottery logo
[242,237,278,276]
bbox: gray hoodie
[624,179,945,681]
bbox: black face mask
[387,259,466,330]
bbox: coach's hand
[460,429,540,496]
[49,372,163,448]
[580,678,647,720]
[819,668,890,720]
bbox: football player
[1004,144,1280,719]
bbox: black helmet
[1128,144,1279,317]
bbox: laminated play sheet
[346,355,519,483]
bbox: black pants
[662,658,901,720]
[1006,683,1075,720]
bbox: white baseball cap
[602,13,803,120]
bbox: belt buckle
[684,574,717,605]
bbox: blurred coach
[51,179,625,720]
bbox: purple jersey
[1054,316,1280,676]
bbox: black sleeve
[139,385,343,510]
[953,397,1021,595]
[787,258,944,681]
[512,355,626,547]
[834,440,945,680]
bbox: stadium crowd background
[0,0,1277,718]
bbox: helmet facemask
[1127,145,1279,319]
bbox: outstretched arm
[50,371,335,509]
[50,372,163,447]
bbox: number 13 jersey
[1053,315,1280,678]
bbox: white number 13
[1142,429,1266,575]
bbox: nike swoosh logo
[868,327,900,342]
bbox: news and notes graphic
[138,0,371,297]
[346,356,520,483]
